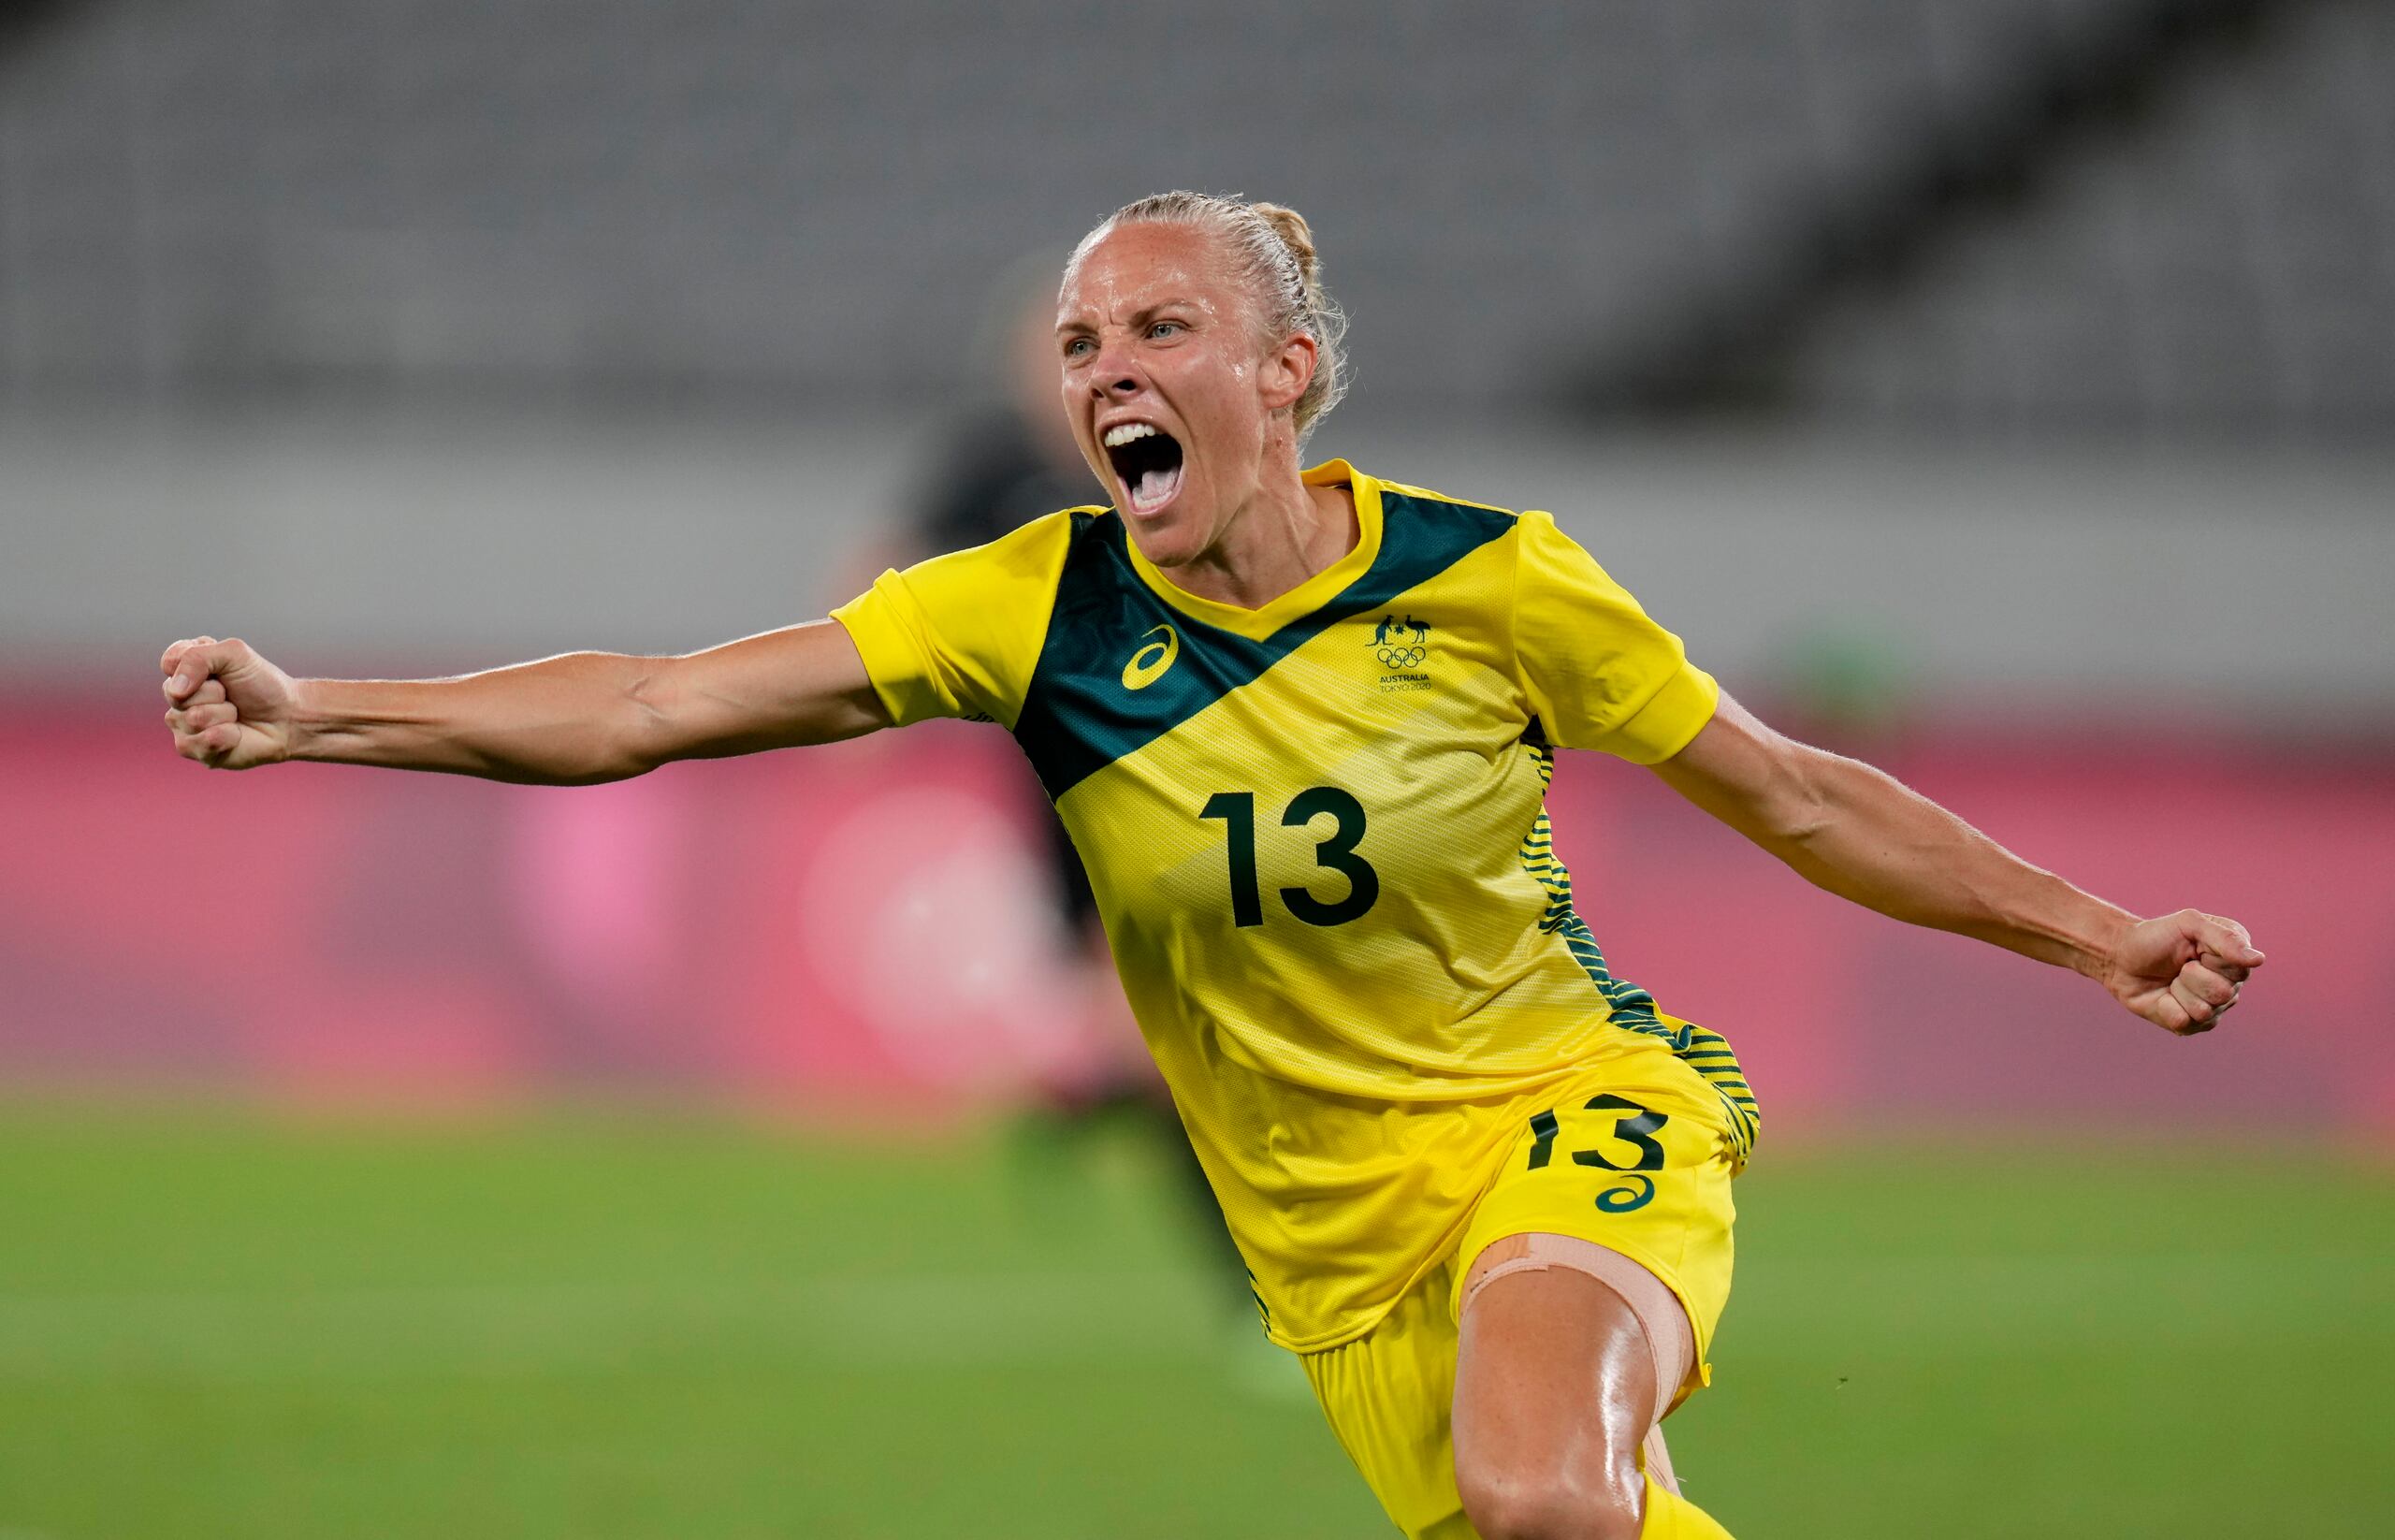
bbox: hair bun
[1251,202,1319,286]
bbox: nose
[1086,337,1144,399]
[1086,370,1144,406]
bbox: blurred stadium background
[1,1,2389,1535]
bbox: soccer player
[160,191,2261,1540]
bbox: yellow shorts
[1299,1042,1742,1540]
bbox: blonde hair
[1068,191,1351,443]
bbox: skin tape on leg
[1460,1232,1696,1496]
[1640,1418,1680,1499]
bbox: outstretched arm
[159,621,889,785]
[1649,692,2263,1035]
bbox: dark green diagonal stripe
[1013,491,1515,800]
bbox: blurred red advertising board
[4,702,2388,1138]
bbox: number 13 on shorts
[1451,1061,1741,1374]
[1529,1093,1675,1212]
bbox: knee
[1455,1457,1645,1540]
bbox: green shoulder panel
[1011,491,1515,801]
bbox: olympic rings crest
[1369,612,1435,673]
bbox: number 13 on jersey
[1198,787,1379,927]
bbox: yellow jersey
[833,458,1757,1351]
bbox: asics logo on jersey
[1122,624,1180,690]
[1371,613,1431,669]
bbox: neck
[1171,436,1356,610]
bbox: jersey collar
[1118,458,1385,643]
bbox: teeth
[1103,422,1159,448]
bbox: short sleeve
[1513,509,1719,763]
[831,511,1080,730]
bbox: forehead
[1057,222,1241,322]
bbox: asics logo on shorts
[1122,624,1180,690]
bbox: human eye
[1147,320,1183,340]
[1062,334,1095,359]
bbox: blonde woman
[163,191,2260,1539]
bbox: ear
[1256,331,1318,416]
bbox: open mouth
[1102,422,1185,516]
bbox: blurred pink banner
[4,699,2388,1135]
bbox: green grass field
[0,1107,2385,1539]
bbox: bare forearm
[1655,699,2132,979]
[1758,750,2132,979]
[290,652,662,784]
[165,620,884,780]
[1654,694,2261,1033]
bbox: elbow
[612,666,676,777]
[1664,694,1864,857]
[1763,791,1834,853]
[1751,740,1839,850]
[1778,775,1836,847]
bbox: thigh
[1300,1257,1480,1540]
[1300,1053,1740,1540]
[1449,1053,1739,1405]
[1451,1258,1659,1533]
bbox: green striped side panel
[1517,743,1759,1161]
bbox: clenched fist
[161,636,299,769]
[2098,908,2265,1035]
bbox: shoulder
[987,502,1114,560]
[1360,476,1523,572]
[1341,470,1529,603]
[1363,471,1532,563]
[848,505,1106,653]
[1342,470,1651,626]
[905,503,1109,593]
[836,504,1111,730]
[1368,472,1520,522]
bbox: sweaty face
[1055,223,1278,568]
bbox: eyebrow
[1056,298,1200,333]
